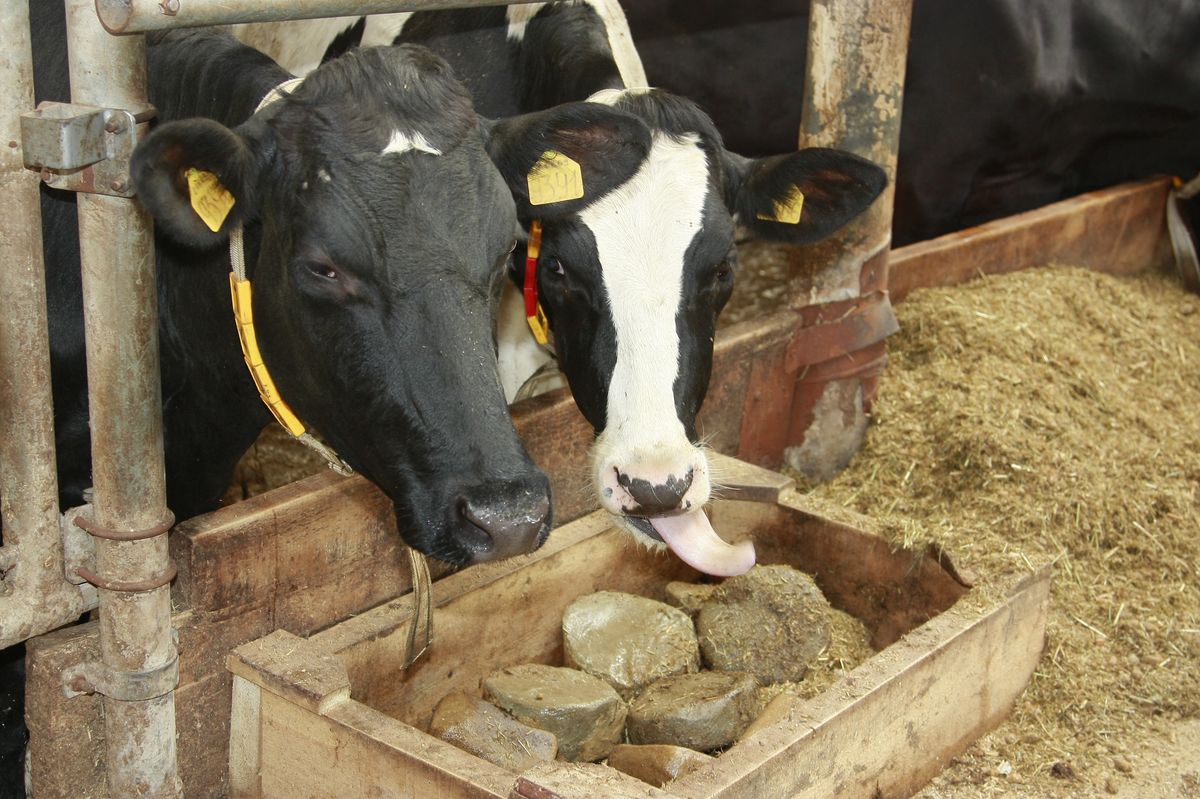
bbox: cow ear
[131,118,265,249]
[723,148,887,244]
[483,102,651,220]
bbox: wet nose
[452,479,552,563]
[616,467,694,516]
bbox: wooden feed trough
[227,458,1050,799]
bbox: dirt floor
[794,266,1200,798]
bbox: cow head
[501,88,887,575]
[132,46,643,565]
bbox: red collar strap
[523,220,550,345]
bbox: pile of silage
[801,265,1200,796]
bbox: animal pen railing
[0,0,911,796]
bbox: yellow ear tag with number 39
[527,150,584,206]
[756,185,805,225]
[186,168,236,232]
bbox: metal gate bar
[0,0,97,649]
[98,0,543,32]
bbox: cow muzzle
[449,477,552,563]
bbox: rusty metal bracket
[62,641,180,701]
[75,510,176,542]
[75,561,177,593]
[20,101,154,197]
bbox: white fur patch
[361,13,413,47]
[231,17,362,77]
[582,131,709,455]
[506,3,549,42]
[382,129,442,156]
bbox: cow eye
[715,260,734,282]
[544,256,565,277]
[304,259,339,281]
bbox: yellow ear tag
[186,168,236,233]
[527,150,584,206]
[756,185,805,225]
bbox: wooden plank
[228,676,262,799]
[256,692,515,799]
[172,469,420,633]
[228,629,350,715]
[888,177,1172,303]
[668,566,1051,799]
[512,764,674,798]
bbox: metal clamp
[74,511,176,542]
[20,101,155,197]
[62,644,180,701]
[75,560,177,593]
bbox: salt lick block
[606,743,714,787]
[625,671,759,752]
[430,692,558,772]
[696,565,831,683]
[664,581,718,613]
[483,664,626,762]
[563,591,700,699]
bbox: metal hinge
[20,101,155,198]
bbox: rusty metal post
[96,0,543,32]
[64,0,181,795]
[782,0,912,480]
[0,0,98,649]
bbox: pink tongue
[649,510,756,577]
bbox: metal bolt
[109,179,127,193]
[104,119,125,134]
[67,675,92,694]
[159,0,180,14]
[7,140,17,149]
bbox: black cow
[1,6,650,792]
[238,2,886,578]
[623,0,1200,248]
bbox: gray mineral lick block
[625,671,758,752]
[430,691,558,772]
[563,591,700,699]
[664,581,718,613]
[483,664,626,762]
[606,743,714,787]
[697,565,830,683]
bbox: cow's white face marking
[382,129,442,157]
[580,129,713,519]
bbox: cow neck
[227,77,352,476]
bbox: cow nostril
[454,488,551,563]
[615,467,694,515]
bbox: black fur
[484,102,651,219]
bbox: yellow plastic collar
[228,272,306,437]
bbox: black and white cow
[33,4,652,562]
[1,6,650,792]
[238,2,886,577]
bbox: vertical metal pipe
[794,0,911,301]
[64,0,181,795]
[782,0,913,479]
[0,0,96,647]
